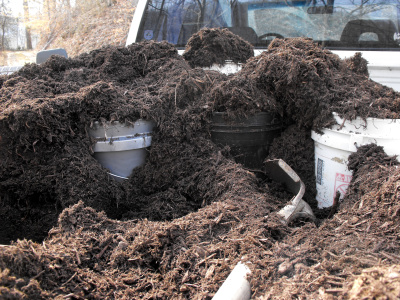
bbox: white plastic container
[89,120,155,181]
[311,113,400,208]
[203,60,242,75]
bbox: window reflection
[137,0,400,49]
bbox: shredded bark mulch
[0,33,400,299]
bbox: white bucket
[311,113,400,208]
[203,60,242,75]
[89,119,155,181]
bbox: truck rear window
[136,0,400,50]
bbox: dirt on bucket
[0,31,400,299]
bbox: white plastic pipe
[212,262,251,300]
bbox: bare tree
[0,0,11,51]
[43,0,56,20]
[41,0,57,49]
[23,0,32,49]
[63,0,71,8]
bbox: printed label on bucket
[317,158,324,185]
[334,172,352,201]
[315,154,353,208]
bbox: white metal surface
[333,50,400,92]
[126,0,148,46]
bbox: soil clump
[0,33,400,299]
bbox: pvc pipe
[212,262,251,300]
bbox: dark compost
[1,30,400,299]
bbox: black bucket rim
[211,111,281,126]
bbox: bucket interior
[211,112,282,169]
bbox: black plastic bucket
[211,112,282,169]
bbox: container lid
[88,119,155,139]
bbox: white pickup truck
[126,0,400,91]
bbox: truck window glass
[136,0,400,50]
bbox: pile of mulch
[0,165,289,299]
[204,37,399,132]
[1,31,400,299]
[260,144,400,299]
[0,41,227,242]
[346,265,400,299]
[236,38,400,130]
[183,28,254,68]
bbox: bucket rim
[109,172,128,181]
[92,135,152,152]
[89,119,155,139]
[211,111,281,126]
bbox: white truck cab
[126,0,400,91]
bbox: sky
[8,0,24,17]
[7,0,76,17]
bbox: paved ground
[0,50,36,67]
[0,50,36,75]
